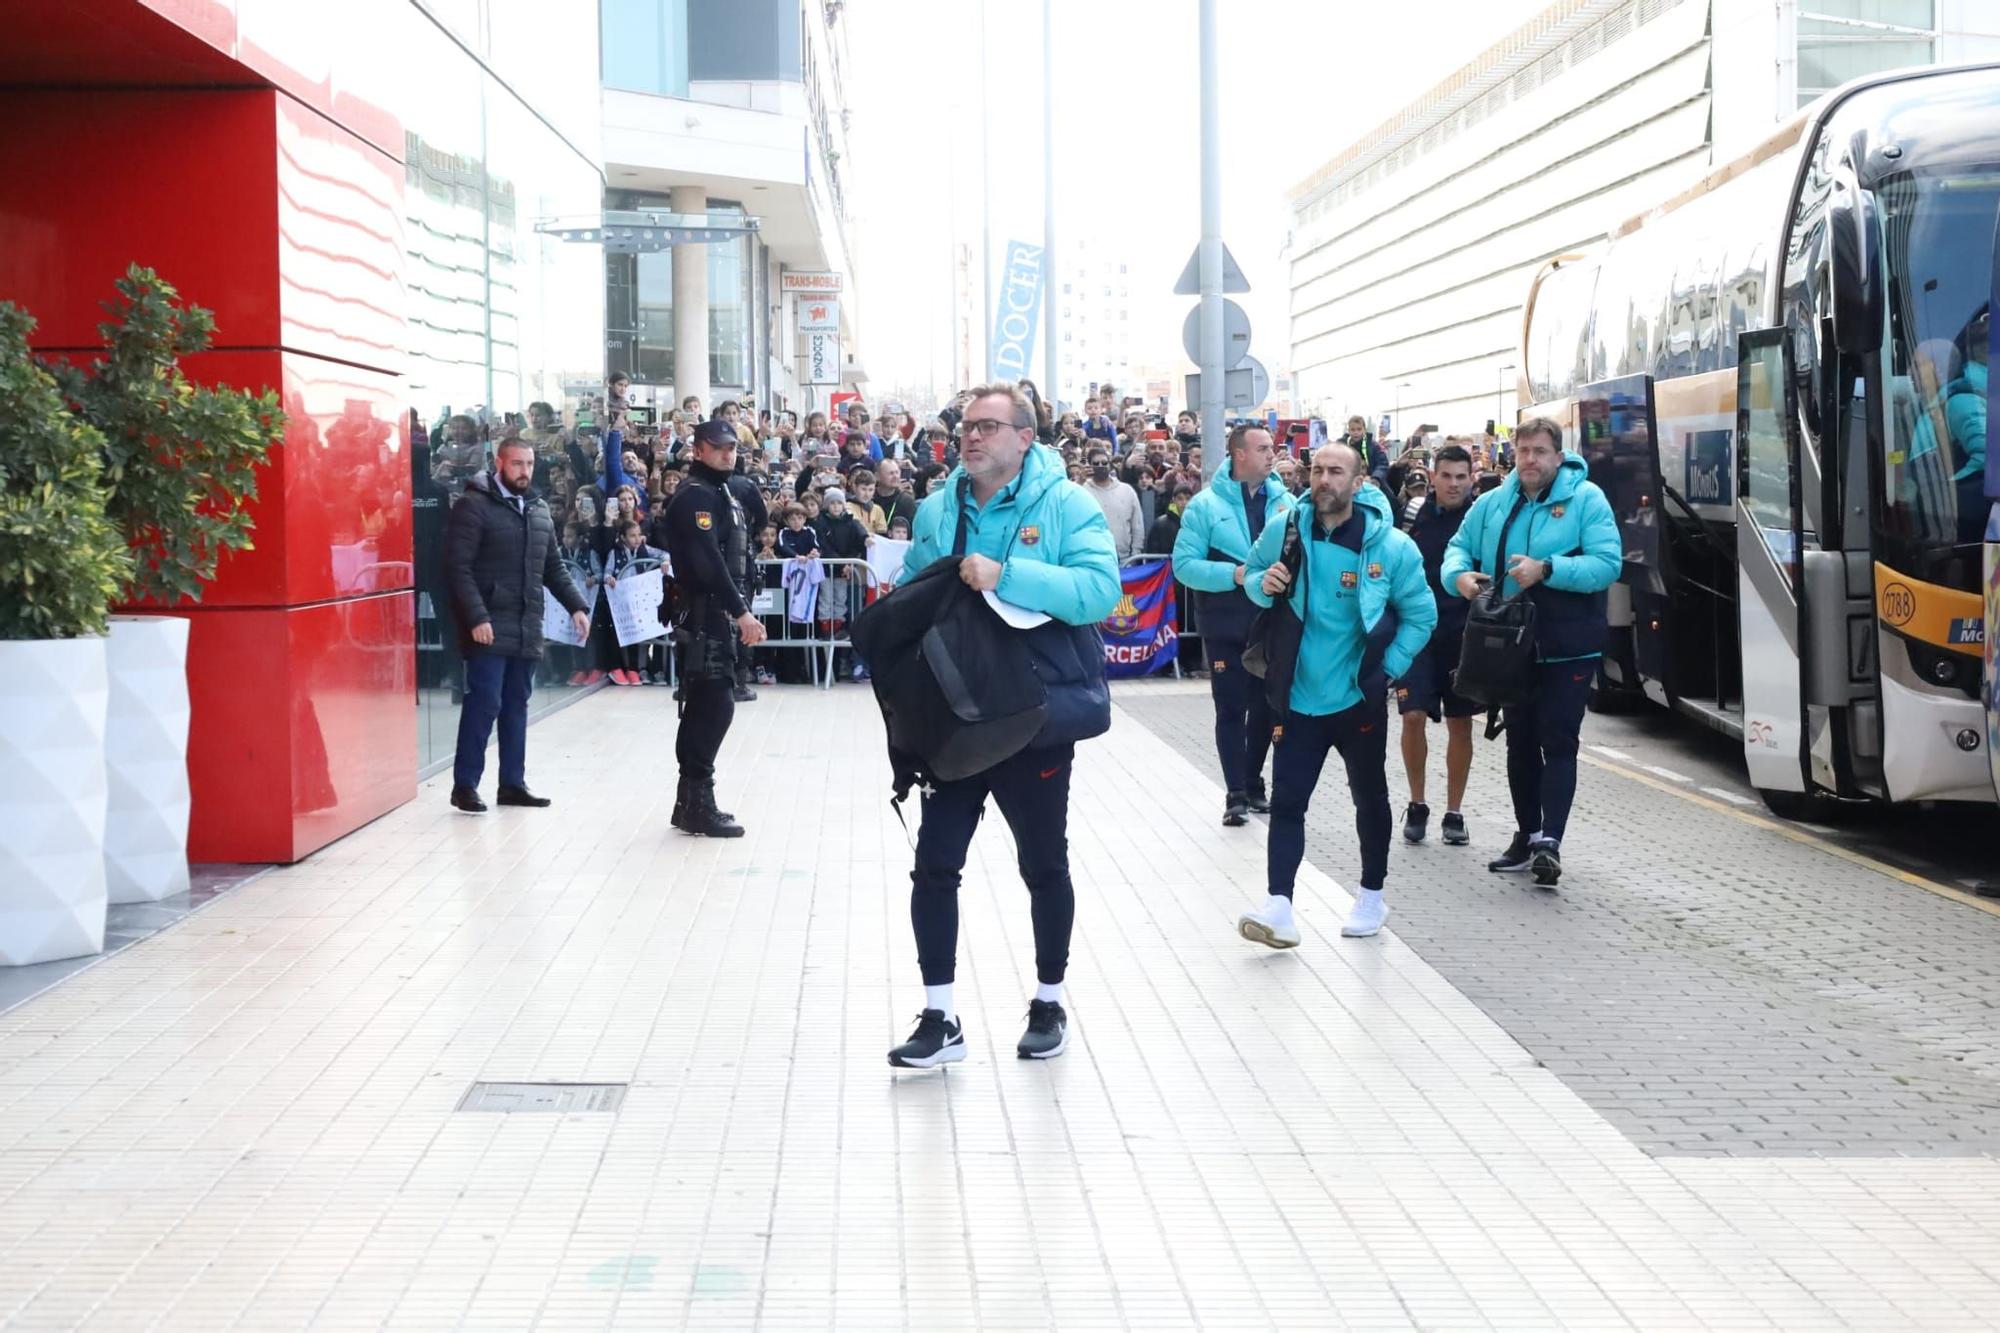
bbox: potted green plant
[45,266,282,904]
[0,303,130,965]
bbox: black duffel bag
[1451,509,1538,709]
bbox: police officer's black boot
[672,775,735,832]
[682,781,744,838]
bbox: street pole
[1043,0,1058,408]
[1197,0,1223,481]
[978,0,993,383]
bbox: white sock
[1358,886,1383,897]
[1265,894,1295,924]
[1034,981,1063,1005]
[925,984,955,1021]
[1447,808,1461,817]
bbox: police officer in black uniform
[663,418,767,837]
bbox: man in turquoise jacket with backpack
[1173,423,1296,826]
[885,383,1120,1071]
[1441,415,1621,887]
[1235,441,1436,946]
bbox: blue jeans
[454,652,536,790]
[1504,659,1594,843]
[1267,698,1392,897]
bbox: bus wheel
[1755,786,1836,823]
[1587,680,1642,715]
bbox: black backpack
[849,555,1048,799]
[1451,501,1539,709]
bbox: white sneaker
[1341,890,1389,938]
[1237,903,1301,950]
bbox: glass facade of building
[1798,1,1936,106]
[405,30,608,772]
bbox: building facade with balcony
[1285,0,2000,439]
[598,0,863,418]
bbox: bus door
[1735,329,1812,797]
[1573,374,1668,698]
[1985,207,2000,801]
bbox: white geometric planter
[0,636,109,966]
[105,615,192,904]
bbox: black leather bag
[1451,508,1538,709]
[1239,510,1304,681]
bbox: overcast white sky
[844,0,1549,405]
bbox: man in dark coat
[443,437,591,813]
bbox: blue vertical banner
[990,241,1045,382]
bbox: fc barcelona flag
[1100,559,1178,679]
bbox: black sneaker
[887,1009,966,1069]
[1441,811,1469,845]
[1403,801,1430,843]
[1488,832,1535,873]
[1245,785,1271,814]
[1017,1000,1068,1060]
[1530,838,1563,887]
[732,684,757,703]
[1223,791,1249,827]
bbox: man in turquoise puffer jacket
[1440,415,1621,888]
[886,383,1120,1072]
[1173,423,1296,826]
[1234,442,1436,947]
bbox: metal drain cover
[457,1082,627,1113]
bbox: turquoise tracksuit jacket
[1245,483,1436,717]
[1439,449,1621,662]
[906,442,1120,627]
[1172,458,1297,642]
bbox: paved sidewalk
[1118,679,2000,1157]
[1,686,1997,1330]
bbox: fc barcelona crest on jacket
[1019,525,1041,546]
[1367,562,1383,579]
[1340,570,1359,589]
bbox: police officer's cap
[693,418,737,449]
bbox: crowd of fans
[417,372,1529,690]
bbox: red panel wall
[0,91,281,352]
[0,72,411,864]
[184,590,414,863]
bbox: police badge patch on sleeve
[696,512,713,530]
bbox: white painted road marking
[1642,765,1694,784]
[1700,785,1757,806]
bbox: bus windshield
[1878,167,1996,549]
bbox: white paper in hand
[982,588,1050,630]
[542,587,593,647]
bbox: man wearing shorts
[1397,443,1478,844]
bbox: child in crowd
[777,503,818,558]
[847,468,888,535]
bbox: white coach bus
[1518,62,1998,815]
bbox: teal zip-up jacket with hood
[1172,459,1296,642]
[1244,483,1436,717]
[906,442,1121,747]
[1439,448,1621,662]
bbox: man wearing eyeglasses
[885,383,1120,1070]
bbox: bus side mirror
[1828,175,1883,357]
